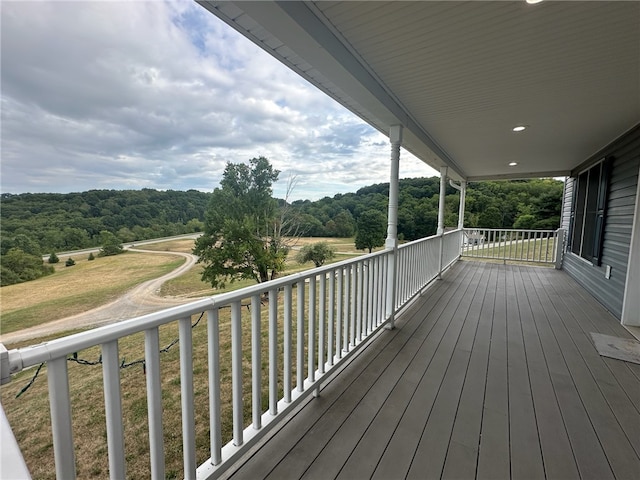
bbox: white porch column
[621,176,640,327]
[385,125,402,329]
[458,180,466,229]
[437,166,448,235]
[438,166,448,277]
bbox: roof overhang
[198,1,640,182]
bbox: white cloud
[1,0,435,200]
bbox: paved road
[1,247,202,345]
[41,233,202,260]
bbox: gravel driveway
[1,248,202,345]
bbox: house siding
[563,124,640,319]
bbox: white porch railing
[397,229,463,306]
[461,228,563,266]
[0,230,462,480]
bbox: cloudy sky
[1,0,436,201]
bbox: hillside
[0,178,564,286]
[292,177,564,240]
[1,189,209,253]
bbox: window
[569,158,611,264]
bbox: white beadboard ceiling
[199,1,640,182]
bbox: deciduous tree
[193,157,289,287]
[98,231,124,256]
[355,210,387,253]
[296,242,335,268]
[0,248,54,286]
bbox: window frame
[568,157,611,265]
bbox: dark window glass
[569,159,610,264]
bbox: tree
[513,214,537,230]
[98,231,124,256]
[0,248,54,286]
[185,218,204,233]
[48,252,60,264]
[88,252,95,261]
[296,242,336,268]
[65,257,76,267]
[10,234,42,256]
[355,210,387,253]
[193,157,289,287]
[478,206,503,229]
[332,209,356,237]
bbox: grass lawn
[159,237,365,297]
[1,237,365,337]
[135,238,196,254]
[462,237,556,263]
[1,252,184,335]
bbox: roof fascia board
[468,171,571,182]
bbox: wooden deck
[225,260,640,480]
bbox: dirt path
[1,248,203,345]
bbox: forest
[0,178,564,286]
[291,177,564,240]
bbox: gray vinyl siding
[562,124,640,319]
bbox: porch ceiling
[199,1,639,182]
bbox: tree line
[1,164,563,286]
[1,189,208,253]
[293,176,563,240]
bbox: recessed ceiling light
[526,0,544,4]
[509,162,518,167]
[512,125,527,132]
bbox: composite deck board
[266,263,479,480]
[404,264,486,479]
[365,263,482,480]
[507,267,545,479]
[301,262,483,480]
[440,264,495,480]
[235,269,455,479]
[538,266,640,388]
[550,274,640,458]
[526,267,616,479]
[515,267,580,480]
[554,271,640,408]
[226,261,640,480]
[476,263,510,480]
[531,268,640,477]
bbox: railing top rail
[6,247,391,372]
[462,228,557,234]
[397,228,462,250]
[5,230,466,374]
[11,297,214,371]
[2,229,469,479]
[397,233,439,249]
[442,229,462,237]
